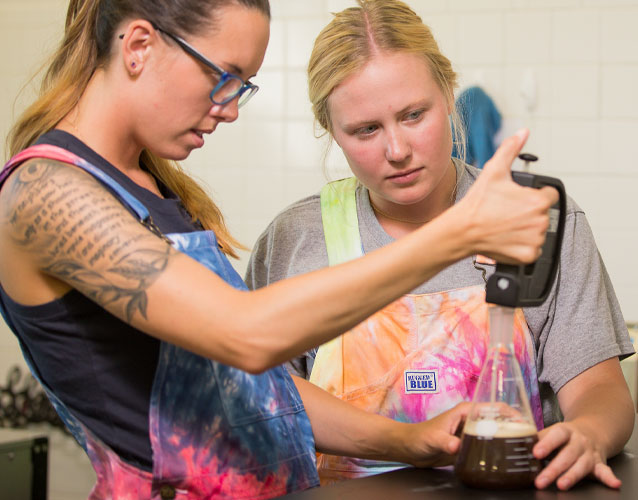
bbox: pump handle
[485,167,567,308]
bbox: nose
[208,98,239,123]
[385,128,411,163]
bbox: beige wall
[1,1,637,498]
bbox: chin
[152,146,192,162]
[173,150,192,161]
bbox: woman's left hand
[533,358,635,491]
[406,402,471,468]
[533,419,621,490]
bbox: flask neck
[488,305,516,346]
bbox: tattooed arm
[0,158,177,323]
[0,134,557,373]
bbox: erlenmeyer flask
[455,306,541,489]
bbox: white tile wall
[552,9,600,63]
[601,120,637,174]
[601,9,638,63]
[601,65,638,118]
[458,13,505,65]
[1,1,638,497]
[551,65,600,118]
[505,11,553,64]
[549,120,600,174]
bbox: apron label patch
[404,369,440,394]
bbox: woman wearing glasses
[247,0,635,493]
[0,0,558,498]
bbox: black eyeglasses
[121,26,259,108]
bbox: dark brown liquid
[455,432,541,489]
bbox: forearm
[220,133,554,370]
[240,211,470,363]
[293,375,410,462]
[147,161,552,372]
[555,357,636,459]
[560,381,635,459]
[145,208,472,372]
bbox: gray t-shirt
[245,159,635,426]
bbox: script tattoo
[2,160,176,322]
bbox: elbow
[241,361,271,375]
[235,352,281,375]
[217,294,291,374]
[223,336,283,374]
[225,317,291,375]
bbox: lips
[191,130,205,148]
[190,128,214,148]
[193,128,214,137]
[387,167,423,183]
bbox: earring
[128,61,138,78]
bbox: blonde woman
[246,0,635,492]
[0,0,558,498]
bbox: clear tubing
[489,306,515,346]
[489,306,515,405]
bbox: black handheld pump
[485,154,567,308]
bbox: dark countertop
[281,418,638,500]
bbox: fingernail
[515,128,529,140]
[536,476,548,489]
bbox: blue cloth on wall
[452,86,502,169]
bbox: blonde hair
[308,0,465,161]
[5,0,270,258]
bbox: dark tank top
[0,130,201,469]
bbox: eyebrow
[150,25,254,81]
[342,118,375,131]
[226,63,244,75]
[343,100,430,129]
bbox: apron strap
[320,177,363,266]
[1,144,171,244]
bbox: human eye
[354,124,378,137]
[208,68,223,83]
[404,108,425,122]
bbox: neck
[56,72,163,197]
[370,159,458,232]
[57,69,144,174]
[370,200,432,225]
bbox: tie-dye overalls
[311,178,543,484]
[0,145,319,499]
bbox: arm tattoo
[1,159,177,323]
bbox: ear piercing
[129,61,139,77]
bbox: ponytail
[6,0,246,257]
[8,0,101,157]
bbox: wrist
[383,420,416,464]
[427,204,476,263]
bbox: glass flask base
[455,432,541,489]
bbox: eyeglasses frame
[120,25,259,108]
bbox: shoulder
[254,193,323,246]
[247,192,328,286]
[0,155,169,267]
[0,157,100,221]
[451,158,480,200]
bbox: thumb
[481,128,529,179]
[446,435,462,454]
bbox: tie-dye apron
[311,178,543,484]
[0,145,319,499]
